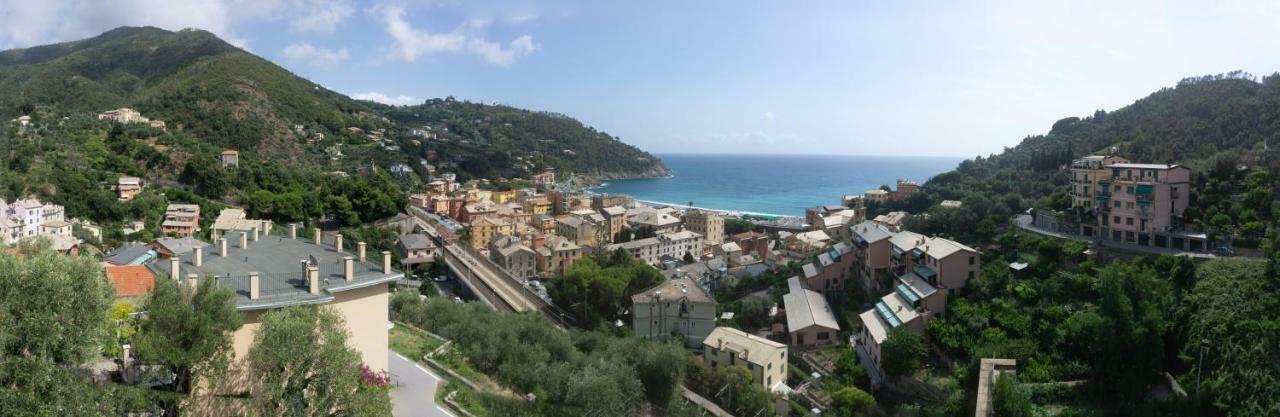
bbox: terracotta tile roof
[105,265,155,298]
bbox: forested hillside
[895,72,1280,245]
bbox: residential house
[97,108,148,124]
[784,230,831,255]
[396,234,438,268]
[784,277,840,348]
[630,210,682,235]
[469,216,513,249]
[603,237,660,266]
[104,265,156,299]
[851,221,894,294]
[731,231,771,260]
[220,150,239,168]
[703,327,789,390]
[555,215,597,246]
[685,210,725,245]
[1093,163,1197,250]
[715,242,744,266]
[532,169,556,188]
[160,204,200,237]
[657,230,703,261]
[522,197,552,215]
[210,208,272,240]
[940,200,963,209]
[864,189,889,204]
[536,235,582,276]
[600,206,627,242]
[489,235,537,279]
[914,236,981,295]
[873,211,910,231]
[1069,155,1131,211]
[115,176,143,201]
[153,236,209,259]
[461,200,498,223]
[631,276,717,348]
[891,179,919,202]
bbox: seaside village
[10,110,1208,417]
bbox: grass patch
[390,322,442,359]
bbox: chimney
[289,223,297,239]
[314,227,322,244]
[193,246,203,267]
[239,232,248,249]
[335,233,344,253]
[186,273,198,290]
[251,227,259,242]
[382,251,392,274]
[307,266,320,295]
[249,272,260,300]
[170,256,181,280]
[358,242,367,262]
[344,256,355,281]
[219,238,227,256]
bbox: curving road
[390,353,455,417]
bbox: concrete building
[115,177,143,201]
[220,149,239,168]
[489,235,537,279]
[783,277,840,348]
[864,189,890,204]
[603,237,660,266]
[891,179,920,202]
[210,208,272,241]
[160,204,200,237]
[1069,155,1131,211]
[600,206,627,242]
[531,169,556,188]
[5,198,66,241]
[1094,163,1195,249]
[631,276,717,348]
[97,108,149,124]
[851,221,895,294]
[395,234,438,267]
[536,235,583,276]
[657,230,703,261]
[143,229,401,373]
[469,216,513,249]
[873,211,911,231]
[555,215,597,246]
[685,210,725,245]
[630,210,682,234]
[703,327,789,390]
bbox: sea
[594,154,964,217]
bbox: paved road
[390,353,455,417]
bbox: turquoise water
[595,154,963,216]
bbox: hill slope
[901,72,1280,242]
[0,26,667,178]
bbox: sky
[3,1,1280,157]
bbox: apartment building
[1096,163,1194,249]
[536,235,583,276]
[4,198,66,241]
[855,269,945,387]
[851,221,894,294]
[161,204,200,237]
[489,235,537,279]
[470,216,513,249]
[555,215,597,246]
[1069,155,1130,211]
[631,276,716,348]
[703,327,788,390]
[115,176,143,201]
[603,237,660,266]
[97,108,148,124]
[210,208,272,241]
[684,210,725,245]
[891,179,920,202]
[630,210,682,234]
[600,206,627,242]
[395,234,438,267]
[657,230,704,261]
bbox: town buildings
[630,210,682,235]
[603,237,660,266]
[891,179,920,202]
[1069,155,1131,210]
[210,208,271,240]
[104,265,156,299]
[657,230,703,261]
[703,327,789,390]
[115,177,143,201]
[220,149,239,168]
[600,206,627,242]
[684,210,725,245]
[631,276,716,348]
[470,216,513,249]
[97,108,150,124]
[537,235,583,276]
[160,203,200,237]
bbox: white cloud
[763,111,775,121]
[353,92,422,106]
[375,5,539,67]
[282,42,348,70]
[0,0,284,50]
[290,1,353,34]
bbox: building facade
[631,277,716,348]
[703,327,788,390]
[685,210,725,245]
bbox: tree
[247,307,392,417]
[829,385,876,416]
[991,374,1035,417]
[882,327,928,378]
[134,277,243,399]
[1088,263,1168,404]
[0,243,118,416]
[632,341,686,407]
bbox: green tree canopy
[882,326,928,378]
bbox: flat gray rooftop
[146,230,400,310]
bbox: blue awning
[914,265,937,281]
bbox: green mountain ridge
[0,26,667,179]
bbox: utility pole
[1195,338,1212,398]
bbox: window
[969,271,975,279]
[1114,201,1121,208]
[768,363,772,370]
[1113,216,1121,224]
[1126,217,1134,226]
[1126,186,1134,194]
[969,256,975,265]
[818,332,830,340]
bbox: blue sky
[4,1,1280,157]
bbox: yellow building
[470,216,514,249]
[703,327,788,390]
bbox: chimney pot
[239,232,248,249]
[314,227,322,244]
[249,272,260,300]
[344,256,355,281]
[186,273,198,290]
[307,266,320,295]
[252,227,259,242]
[358,242,367,262]
[193,246,203,267]
[336,233,344,253]
[170,256,181,281]
[289,223,297,239]
[219,238,227,257]
[382,251,392,274]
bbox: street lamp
[1195,338,1212,398]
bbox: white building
[657,230,703,261]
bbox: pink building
[1095,163,1195,250]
